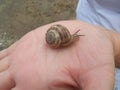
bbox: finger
[0,70,15,90]
[0,57,9,72]
[0,41,18,60]
[0,49,8,60]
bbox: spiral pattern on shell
[46,24,80,48]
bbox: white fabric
[76,0,120,90]
[76,0,120,32]
[95,0,120,12]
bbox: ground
[0,0,78,50]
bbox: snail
[46,24,84,48]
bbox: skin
[0,20,120,90]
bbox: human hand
[0,20,119,90]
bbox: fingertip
[0,70,15,90]
[0,57,9,72]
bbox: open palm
[0,20,115,90]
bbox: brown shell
[46,24,80,48]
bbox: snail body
[46,24,82,48]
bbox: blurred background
[0,0,78,50]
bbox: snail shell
[46,24,81,48]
